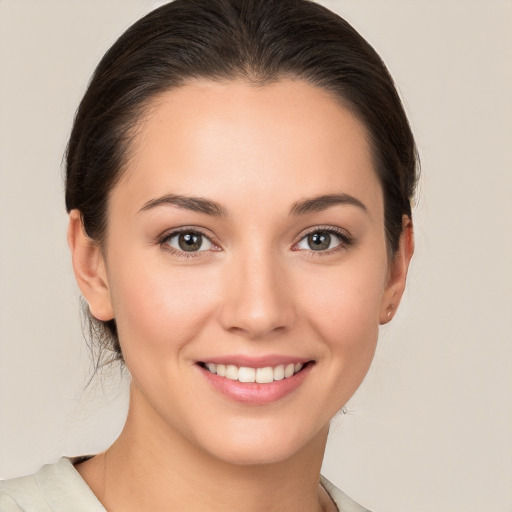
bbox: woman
[0,0,417,510]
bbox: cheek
[108,256,220,358]
[295,256,387,354]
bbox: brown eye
[179,232,202,251]
[165,231,213,253]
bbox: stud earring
[386,304,395,320]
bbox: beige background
[1,1,511,510]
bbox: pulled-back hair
[66,0,419,369]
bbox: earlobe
[379,216,414,325]
[67,210,114,321]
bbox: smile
[201,362,304,383]
[197,359,313,404]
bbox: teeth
[203,362,305,383]
[225,365,239,380]
[273,365,285,380]
[256,367,273,383]
[238,367,256,382]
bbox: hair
[65,0,419,369]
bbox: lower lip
[198,363,313,405]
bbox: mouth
[198,361,310,383]
[196,360,314,404]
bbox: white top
[0,457,370,512]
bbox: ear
[379,215,415,324]
[67,210,114,321]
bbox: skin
[68,79,413,512]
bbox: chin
[208,441,302,467]
[194,419,328,467]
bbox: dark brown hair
[66,0,419,369]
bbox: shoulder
[0,457,105,512]
[320,475,372,512]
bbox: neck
[78,383,334,512]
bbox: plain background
[0,1,511,510]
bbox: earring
[386,304,395,320]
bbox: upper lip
[196,355,312,368]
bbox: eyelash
[292,226,354,256]
[158,227,219,259]
[157,225,354,259]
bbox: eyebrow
[290,193,367,216]
[139,194,227,216]
[139,192,367,217]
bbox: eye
[162,230,214,253]
[295,229,350,252]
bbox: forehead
[114,79,383,217]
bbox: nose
[218,248,296,339]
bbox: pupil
[178,233,202,251]
[308,232,330,251]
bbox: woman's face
[85,79,407,465]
